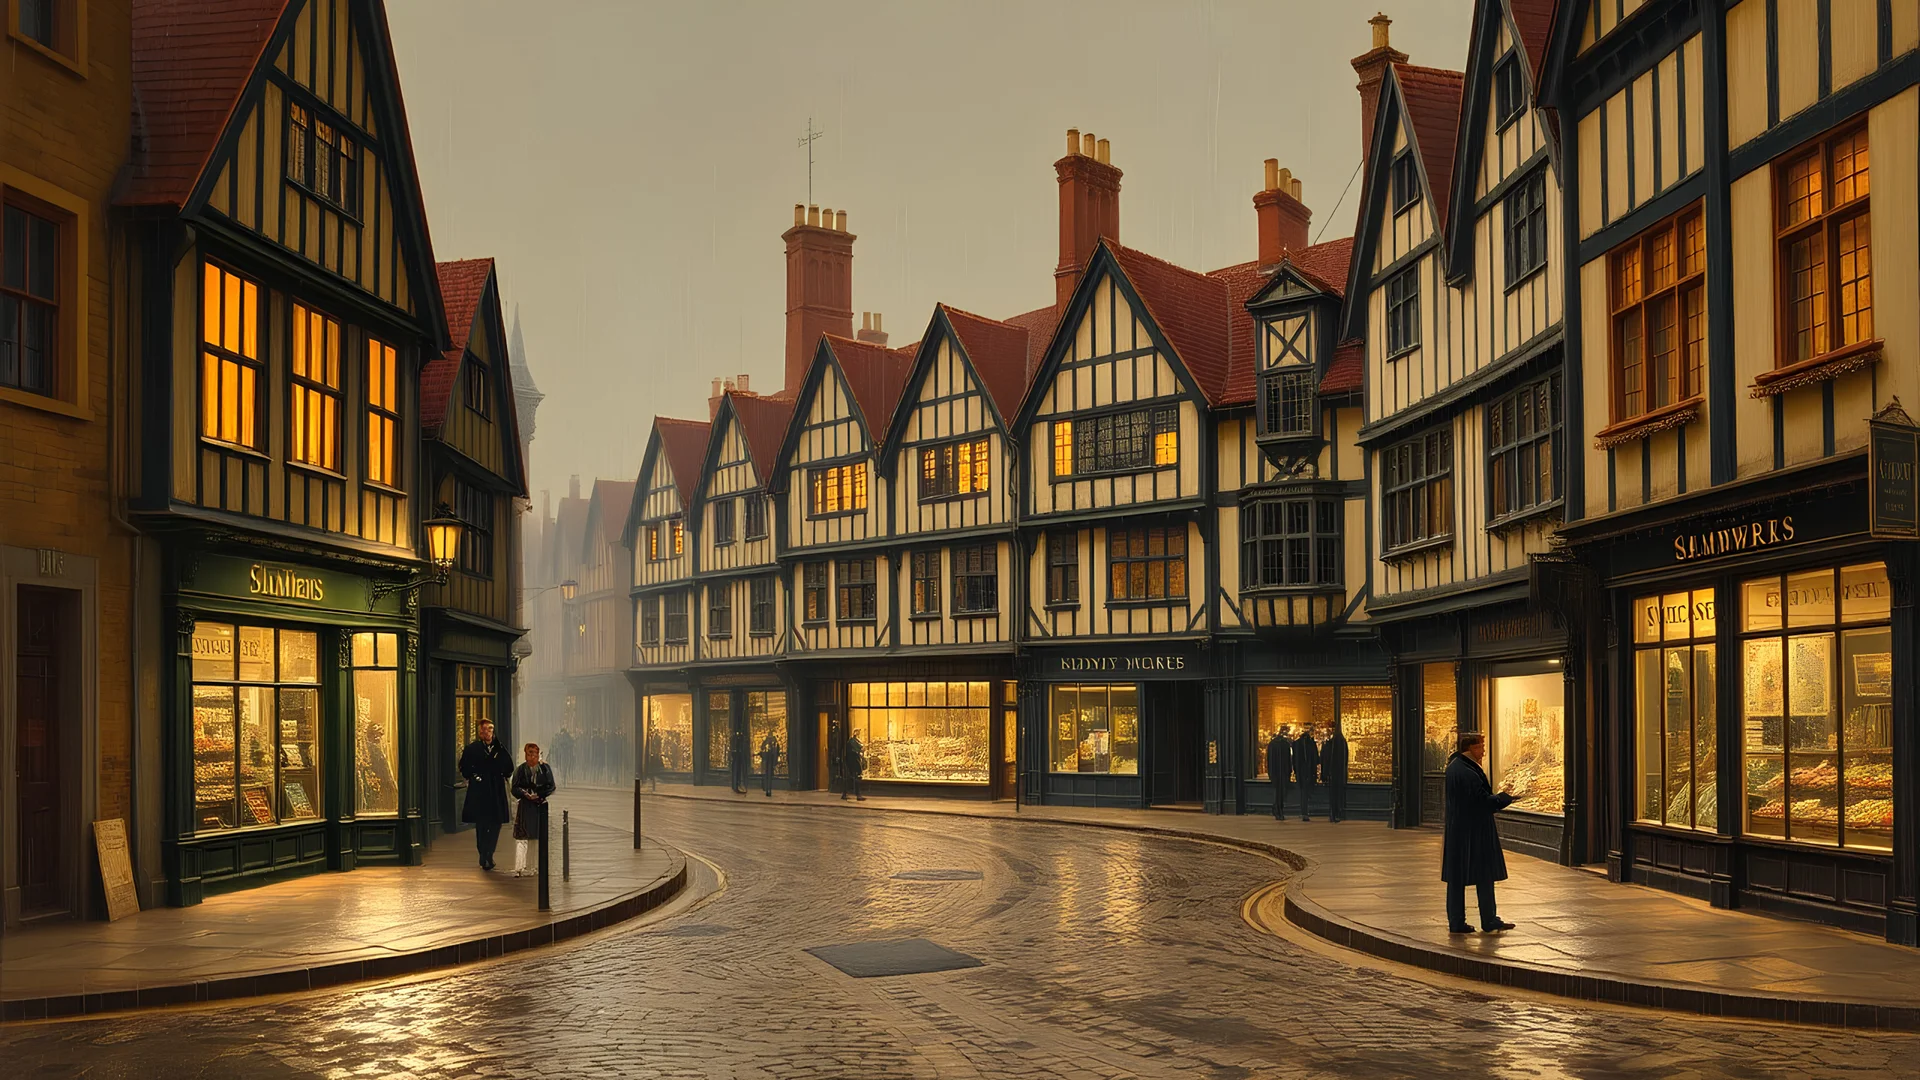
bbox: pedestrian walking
[842,733,867,801]
[1265,727,1294,821]
[459,719,512,870]
[729,722,750,794]
[1292,726,1320,821]
[510,742,558,877]
[645,728,663,793]
[1322,719,1350,822]
[1441,732,1517,934]
[758,733,780,797]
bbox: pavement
[0,795,686,1020]
[638,781,1920,1030]
[4,787,1914,1080]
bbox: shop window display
[847,682,990,783]
[1247,686,1391,782]
[351,632,400,815]
[1633,588,1718,830]
[190,622,323,830]
[1485,668,1565,815]
[1421,663,1457,775]
[454,665,496,766]
[1049,685,1139,775]
[746,691,788,777]
[1251,687,1331,779]
[1741,563,1891,850]
[707,691,733,774]
[645,693,694,772]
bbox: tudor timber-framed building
[1540,0,1920,942]
[119,0,450,903]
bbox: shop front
[800,658,1015,800]
[166,549,418,906]
[694,672,797,789]
[423,614,517,836]
[1019,643,1208,809]
[636,678,697,783]
[1573,477,1911,939]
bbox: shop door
[16,587,73,916]
[1147,684,1205,806]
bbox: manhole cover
[805,938,985,978]
[891,869,983,881]
[654,924,735,937]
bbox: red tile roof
[1108,242,1234,405]
[421,258,494,435]
[1320,338,1367,395]
[1508,0,1558,85]
[939,305,1031,421]
[125,0,291,207]
[728,392,796,481]
[587,479,637,552]
[1208,237,1355,407]
[1289,236,1356,299]
[1001,303,1062,385]
[655,418,711,505]
[1392,63,1466,238]
[824,335,916,434]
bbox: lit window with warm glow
[201,263,262,448]
[289,304,341,471]
[366,338,399,486]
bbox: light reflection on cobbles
[4,792,1918,1079]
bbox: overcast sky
[386,0,1475,505]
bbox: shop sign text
[1056,656,1188,672]
[1672,516,1795,563]
[249,564,326,602]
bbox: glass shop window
[643,693,695,772]
[190,622,322,830]
[351,631,400,815]
[847,681,990,783]
[1632,588,1718,831]
[1048,685,1139,775]
[1485,667,1566,816]
[746,691,789,777]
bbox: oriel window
[1609,203,1705,423]
[1241,498,1341,589]
[1,200,60,397]
[200,263,263,449]
[1776,125,1873,367]
[289,304,342,471]
[366,339,400,487]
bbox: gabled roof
[1001,304,1062,385]
[583,480,637,560]
[939,305,1031,421]
[822,334,916,435]
[1394,63,1466,239]
[1344,61,1466,339]
[727,393,796,482]
[124,0,290,207]
[1321,339,1367,395]
[421,258,493,434]
[1108,242,1233,405]
[1508,0,1557,85]
[1217,235,1355,406]
[655,417,711,506]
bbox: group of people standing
[725,724,789,798]
[1264,720,1350,822]
[458,719,559,876]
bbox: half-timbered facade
[625,418,707,781]
[1545,0,1920,942]
[119,0,447,903]
[419,257,527,837]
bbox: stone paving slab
[631,781,1920,1029]
[0,796,686,1021]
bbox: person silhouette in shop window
[842,733,867,801]
[1292,725,1320,821]
[1322,719,1350,823]
[758,733,780,797]
[1266,726,1294,821]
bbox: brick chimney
[1054,129,1122,312]
[783,203,855,396]
[568,474,580,502]
[857,312,889,346]
[1352,13,1409,168]
[1254,160,1312,269]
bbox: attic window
[1495,52,1525,129]
[1391,151,1420,214]
[464,355,490,417]
[287,101,359,217]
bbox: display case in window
[707,691,733,773]
[190,622,326,830]
[848,682,990,783]
[1486,669,1565,815]
[645,693,695,772]
[746,691,789,777]
[1421,663,1456,775]
[1048,685,1138,775]
[352,632,400,815]
[1339,686,1393,783]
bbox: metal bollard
[562,809,571,882]
[537,804,551,912]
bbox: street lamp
[524,579,579,601]
[370,509,464,606]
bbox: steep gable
[728,393,796,483]
[424,258,528,494]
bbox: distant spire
[508,303,544,449]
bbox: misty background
[386,0,1474,501]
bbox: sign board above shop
[1029,642,1208,681]
[1869,401,1920,540]
[1605,485,1869,580]
[178,552,403,617]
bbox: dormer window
[1391,151,1420,214]
[1257,313,1316,438]
[1494,52,1525,129]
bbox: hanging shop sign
[1869,406,1920,539]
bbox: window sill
[919,491,990,505]
[1253,427,1319,443]
[362,477,407,497]
[0,385,87,420]
[951,610,997,620]
[1503,259,1547,295]
[801,620,829,629]
[1384,342,1420,363]
[713,540,736,548]
[747,630,774,639]
[288,460,347,483]
[1381,535,1454,562]
[7,29,84,78]
[1751,338,1884,398]
[909,612,942,622]
[1104,597,1189,609]
[200,437,271,462]
[1044,599,1081,611]
[1592,396,1702,450]
[1051,463,1178,484]
[806,510,865,521]
[835,619,877,627]
[1486,499,1564,534]
[283,178,362,226]
[1239,584,1345,596]
[744,532,769,542]
[706,634,733,641]
[663,639,690,647]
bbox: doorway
[1146,682,1204,806]
[16,586,77,918]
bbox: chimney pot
[1066,127,1080,154]
[793,203,805,225]
[1054,128,1123,312]
[807,204,821,227]
[1277,166,1294,190]
[875,313,882,332]
[1371,12,1392,50]
[784,200,856,395]
[1096,137,1110,164]
[737,373,750,392]
[862,312,871,331]
[835,209,847,231]
[1264,158,1279,190]
[1291,177,1303,200]
[1082,132,1097,157]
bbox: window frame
[1772,123,1875,374]
[663,590,689,644]
[713,497,736,546]
[1381,426,1454,555]
[807,460,869,518]
[1240,496,1343,591]
[463,354,490,418]
[1106,525,1188,604]
[1046,531,1080,606]
[287,302,343,474]
[1486,371,1563,526]
[1385,266,1421,358]
[918,436,992,502]
[1606,201,1706,427]
[909,550,941,618]
[452,478,494,578]
[835,558,877,623]
[951,542,998,616]
[743,492,768,540]
[748,575,775,636]
[1503,168,1549,289]
[0,193,65,402]
[285,96,361,219]
[639,595,660,646]
[1493,51,1525,130]
[9,0,83,71]
[1052,404,1181,479]
[707,581,733,640]
[802,561,830,625]
[365,337,401,489]
[1390,150,1421,215]
[198,261,265,451]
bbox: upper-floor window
[1053,405,1178,478]
[366,340,400,487]
[744,493,768,539]
[1776,125,1873,368]
[1494,52,1525,128]
[802,561,829,624]
[639,596,659,646]
[749,576,775,636]
[713,497,736,546]
[645,519,684,561]
[289,304,342,472]
[1047,531,1080,605]
[836,558,876,622]
[1383,428,1453,553]
[707,583,732,639]
[910,550,941,616]
[1,199,59,398]
[1108,526,1187,602]
[663,591,688,644]
[919,437,990,501]
[1385,266,1420,356]
[287,102,359,216]
[1241,498,1341,590]
[16,0,76,59]
[809,461,867,516]
[200,263,263,449]
[453,479,494,577]
[464,356,490,417]
[1504,170,1548,287]
[1258,314,1315,437]
[1488,372,1562,522]
[1609,203,1704,423]
[1391,151,1420,214]
[952,543,997,615]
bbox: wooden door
[16,587,71,916]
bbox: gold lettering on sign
[249,564,326,602]
[1672,515,1797,563]
[1056,656,1190,673]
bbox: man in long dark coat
[1266,727,1294,821]
[842,733,867,801]
[1292,726,1320,821]
[1321,719,1351,823]
[758,733,780,797]
[1442,732,1517,933]
[459,719,512,870]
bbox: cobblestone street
[4,791,1916,1079]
